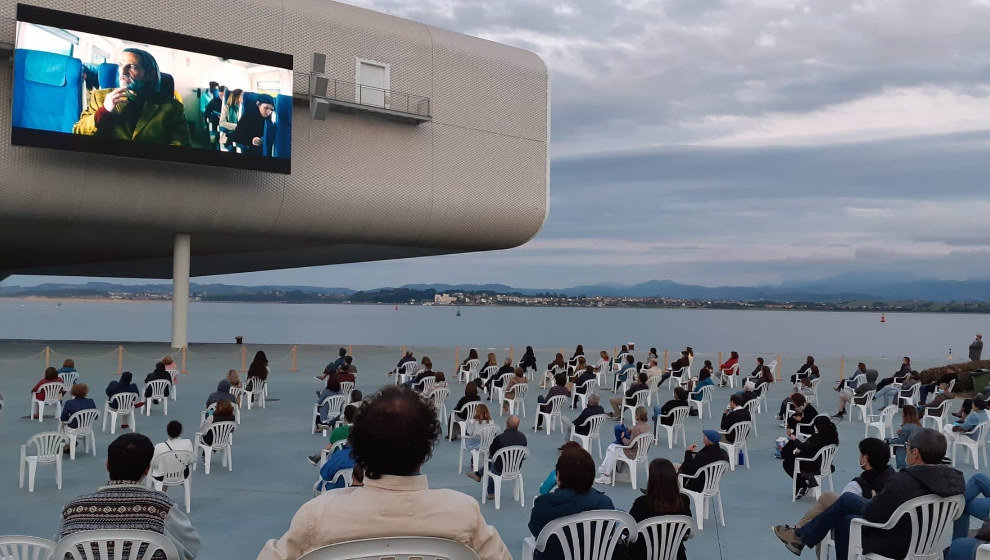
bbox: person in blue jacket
[319,444,356,491]
[105,371,140,408]
[60,383,96,428]
[529,445,614,560]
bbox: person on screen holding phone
[229,93,276,156]
[73,48,190,147]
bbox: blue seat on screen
[274,94,292,159]
[12,49,83,133]
[98,62,119,89]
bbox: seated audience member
[697,360,714,380]
[569,364,596,399]
[642,358,663,381]
[832,368,878,420]
[161,355,179,386]
[198,399,235,446]
[57,359,78,382]
[924,381,955,411]
[654,387,690,425]
[206,379,236,407]
[331,359,357,385]
[566,356,588,379]
[144,362,172,399]
[530,445,613,560]
[467,415,527,498]
[777,379,814,421]
[720,393,752,443]
[105,371,141,426]
[518,346,538,373]
[386,350,416,376]
[247,351,269,384]
[308,404,359,465]
[260,387,512,560]
[60,383,96,429]
[835,362,870,392]
[943,397,990,445]
[888,404,923,470]
[746,365,775,389]
[919,366,958,405]
[875,356,913,391]
[790,356,820,384]
[425,371,449,396]
[784,393,819,434]
[59,433,200,560]
[226,369,242,390]
[451,382,482,437]
[539,441,583,495]
[406,357,436,390]
[32,367,64,410]
[536,374,571,430]
[686,369,715,406]
[501,368,528,413]
[773,428,963,559]
[658,351,691,387]
[629,458,693,560]
[485,357,515,393]
[781,415,839,499]
[315,379,343,428]
[595,406,651,485]
[616,354,638,390]
[478,353,499,385]
[773,437,896,554]
[316,347,348,381]
[718,351,740,386]
[750,357,766,377]
[562,393,605,445]
[152,421,193,481]
[463,404,496,470]
[952,473,990,545]
[318,441,356,492]
[610,372,649,419]
[874,369,918,408]
[569,344,585,363]
[676,430,730,492]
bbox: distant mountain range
[3,275,990,303]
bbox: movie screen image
[12,5,293,173]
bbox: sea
[0,298,985,361]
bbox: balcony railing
[294,71,431,124]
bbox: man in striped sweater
[59,433,200,560]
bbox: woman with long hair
[891,404,923,469]
[218,88,242,149]
[464,403,494,470]
[629,458,692,560]
[518,346,538,372]
[781,415,839,499]
[247,350,269,382]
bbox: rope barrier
[0,349,46,362]
[49,347,120,360]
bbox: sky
[6,0,990,290]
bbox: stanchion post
[509,346,514,361]
[181,346,188,374]
[401,345,406,357]
[45,346,51,368]
[718,351,722,368]
[116,345,123,374]
[559,346,564,356]
[348,345,353,357]
[775,354,782,381]
[453,346,460,375]
[289,345,298,372]
[839,356,845,381]
[663,349,669,370]
[240,346,248,373]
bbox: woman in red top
[31,367,62,403]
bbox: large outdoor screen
[12,4,294,174]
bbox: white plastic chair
[806,378,821,405]
[719,421,751,470]
[313,395,347,435]
[977,543,990,560]
[742,399,761,437]
[166,368,179,401]
[0,535,55,560]
[52,530,180,560]
[490,373,514,404]
[428,387,450,425]
[665,366,689,390]
[298,536,480,560]
[448,401,482,441]
[147,449,193,513]
[865,405,898,439]
[502,383,528,417]
[754,382,771,413]
[951,421,990,469]
[101,393,137,434]
[793,443,837,502]
[457,358,480,384]
[314,466,354,495]
[534,395,568,434]
[612,432,653,489]
[416,377,438,395]
[63,409,99,460]
[458,423,498,473]
[898,383,921,408]
[143,380,171,416]
[541,365,566,389]
[197,420,235,474]
[635,516,695,560]
[201,402,241,425]
[242,377,267,409]
[19,432,66,492]
[522,509,636,560]
[678,460,729,530]
[687,385,715,419]
[621,390,651,424]
[481,445,528,509]
[339,381,355,395]
[569,413,608,458]
[847,494,963,560]
[31,381,64,422]
[719,363,740,388]
[850,390,877,423]
[572,379,597,410]
[478,366,499,393]
[655,406,689,449]
[921,399,952,431]
[394,361,420,386]
[58,371,79,388]
[594,359,613,389]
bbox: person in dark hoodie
[206,379,235,407]
[774,427,964,560]
[677,430,730,493]
[144,362,172,400]
[105,371,141,428]
[528,445,613,560]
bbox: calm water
[0,299,985,360]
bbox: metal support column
[171,233,191,349]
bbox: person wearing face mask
[73,48,190,146]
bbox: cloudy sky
[8,0,990,290]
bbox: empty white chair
[31,381,64,422]
[502,383,528,417]
[793,443,837,502]
[313,395,347,435]
[457,358,480,384]
[806,378,822,405]
[19,432,67,492]
[687,385,715,420]
[428,387,450,425]
[865,405,898,439]
[534,395,568,434]
[850,390,877,423]
[951,421,990,469]
[242,377,267,409]
[922,399,952,431]
[101,393,138,434]
[742,399,761,437]
[719,421,752,471]
[621,390,651,424]
[678,460,730,530]
[481,445,528,509]
[147,449,193,513]
[522,510,636,560]
[143,380,171,416]
[635,516,695,560]
[63,409,99,460]
[594,359,613,389]
[754,382,771,414]
[197,420,235,474]
[655,406,689,449]
[52,529,179,560]
[58,371,79,388]
[458,423,498,474]
[572,379,597,410]
[570,413,608,458]
[0,535,55,560]
[611,432,653,489]
[298,536,480,560]
[448,401,482,441]
[847,494,963,560]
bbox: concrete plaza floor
[0,341,972,559]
